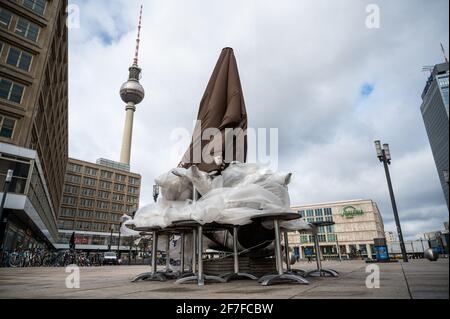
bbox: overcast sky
[68,0,449,239]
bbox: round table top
[251,212,301,222]
[172,220,234,230]
[133,226,162,232]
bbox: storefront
[0,143,59,255]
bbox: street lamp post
[374,141,408,262]
[0,170,14,262]
[108,226,113,251]
[117,223,122,259]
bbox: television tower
[119,5,145,165]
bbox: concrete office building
[56,158,141,251]
[420,62,449,208]
[0,0,68,250]
[385,231,397,242]
[289,199,385,259]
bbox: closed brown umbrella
[179,48,248,172]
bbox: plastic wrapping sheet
[128,162,294,229]
[155,170,193,201]
[131,202,171,228]
[120,216,140,237]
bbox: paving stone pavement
[0,259,448,299]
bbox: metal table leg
[176,225,225,286]
[283,231,307,276]
[163,234,178,279]
[221,226,257,282]
[260,220,309,286]
[132,230,166,282]
[305,232,339,278]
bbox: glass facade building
[420,63,449,209]
[289,199,385,260]
[0,0,68,253]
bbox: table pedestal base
[132,272,167,282]
[260,273,309,286]
[175,274,226,286]
[178,272,195,279]
[221,272,258,282]
[305,268,339,277]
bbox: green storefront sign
[342,206,365,218]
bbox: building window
[77,210,93,219]
[112,193,124,202]
[324,208,332,216]
[83,177,97,187]
[81,188,95,197]
[60,208,76,218]
[0,41,4,55]
[65,174,81,184]
[6,47,33,71]
[99,181,111,190]
[114,183,125,192]
[85,167,98,176]
[0,115,16,138]
[0,8,12,29]
[314,209,323,217]
[112,204,123,212]
[128,176,139,185]
[64,185,79,194]
[306,209,314,217]
[110,214,121,222]
[23,0,47,15]
[67,163,82,173]
[0,78,25,104]
[115,174,126,182]
[128,186,139,194]
[15,17,40,42]
[100,170,113,179]
[97,190,110,199]
[59,220,74,230]
[96,201,109,210]
[95,212,108,220]
[80,199,94,208]
[62,196,77,206]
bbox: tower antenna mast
[133,5,143,66]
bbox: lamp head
[374,140,383,161]
[383,144,392,163]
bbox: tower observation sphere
[120,65,145,105]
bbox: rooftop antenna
[440,43,448,64]
[133,5,143,66]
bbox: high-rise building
[0,0,68,251]
[420,62,449,209]
[56,158,141,251]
